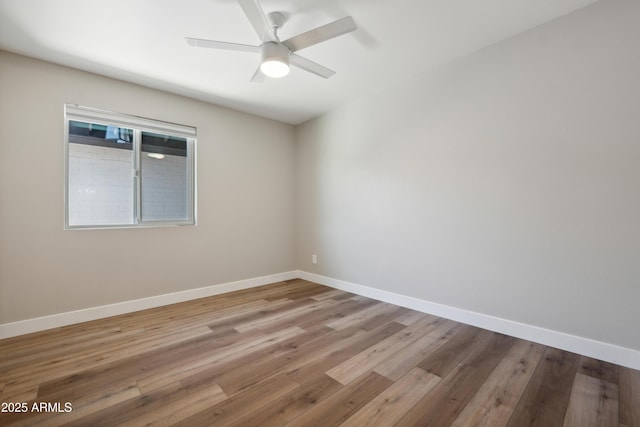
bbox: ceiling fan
[186,0,357,82]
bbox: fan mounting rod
[267,12,286,30]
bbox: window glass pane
[140,131,190,222]
[65,106,196,229]
[67,120,134,226]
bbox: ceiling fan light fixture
[260,59,289,78]
[260,41,290,78]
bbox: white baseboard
[0,271,298,340]
[298,271,640,371]
[3,269,639,371]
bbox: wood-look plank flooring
[0,279,638,426]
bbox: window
[65,105,196,229]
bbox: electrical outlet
[312,254,317,264]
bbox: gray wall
[0,51,296,323]
[296,0,640,350]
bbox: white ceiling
[0,0,599,124]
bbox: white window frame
[64,104,197,229]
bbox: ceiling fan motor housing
[260,41,291,77]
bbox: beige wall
[0,51,296,323]
[296,0,640,351]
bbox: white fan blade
[290,54,336,79]
[283,16,356,52]
[237,0,271,40]
[250,66,265,83]
[185,37,259,53]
